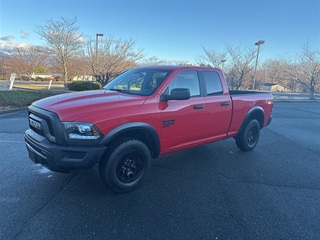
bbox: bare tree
[8,45,48,80]
[79,35,144,86]
[198,44,257,89]
[263,58,298,92]
[263,59,285,84]
[195,45,228,68]
[0,57,10,79]
[225,44,256,90]
[141,56,162,66]
[69,55,92,81]
[294,43,320,99]
[35,17,84,86]
[276,44,320,98]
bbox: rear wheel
[98,139,151,193]
[235,119,260,151]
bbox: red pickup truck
[25,66,273,193]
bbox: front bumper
[266,115,272,126]
[25,129,107,173]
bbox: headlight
[63,122,102,140]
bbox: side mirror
[161,88,190,101]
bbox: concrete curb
[273,99,320,102]
[0,107,28,115]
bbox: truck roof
[136,65,221,71]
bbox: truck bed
[227,90,273,137]
[229,90,269,95]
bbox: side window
[168,71,200,97]
[202,71,223,96]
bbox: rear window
[202,71,223,96]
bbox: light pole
[220,59,226,70]
[252,40,265,90]
[95,33,104,57]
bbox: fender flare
[100,122,160,158]
[236,106,265,138]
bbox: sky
[0,0,319,64]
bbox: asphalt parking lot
[0,101,319,240]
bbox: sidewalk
[0,81,11,91]
[0,80,66,91]
[272,94,320,101]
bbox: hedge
[67,81,102,91]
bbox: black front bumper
[266,115,272,126]
[25,129,107,173]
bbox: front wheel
[235,119,260,151]
[98,139,151,193]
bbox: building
[72,75,96,81]
[31,73,54,80]
[260,83,290,92]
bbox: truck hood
[33,90,146,121]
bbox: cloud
[0,41,30,54]
[0,35,15,41]
[74,33,86,43]
[21,30,29,39]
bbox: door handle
[221,102,230,106]
[193,105,204,109]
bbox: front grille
[28,109,58,143]
[29,112,55,136]
[44,117,55,136]
[29,116,43,136]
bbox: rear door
[160,71,206,153]
[201,70,232,140]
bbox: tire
[98,139,151,193]
[235,119,260,151]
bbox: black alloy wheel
[235,119,260,151]
[116,152,144,183]
[99,139,151,193]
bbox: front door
[160,71,206,153]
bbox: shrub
[0,90,62,108]
[67,81,102,91]
[21,76,30,81]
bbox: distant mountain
[0,41,29,58]
[0,51,9,58]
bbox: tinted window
[168,71,200,97]
[202,71,223,95]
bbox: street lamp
[252,40,265,90]
[95,33,104,57]
[220,59,226,70]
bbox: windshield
[103,68,172,96]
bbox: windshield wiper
[107,88,133,94]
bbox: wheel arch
[236,106,265,138]
[100,122,160,159]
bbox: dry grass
[13,82,65,91]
